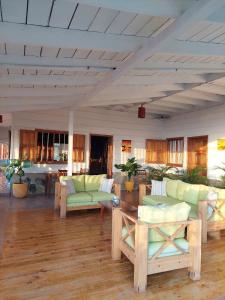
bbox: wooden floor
[0,193,225,300]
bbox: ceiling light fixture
[138,104,145,119]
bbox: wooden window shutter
[73,134,85,162]
[19,130,36,161]
[146,139,167,164]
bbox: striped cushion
[151,180,167,196]
[99,178,114,193]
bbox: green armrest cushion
[143,195,180,206]
[85,174,107,192]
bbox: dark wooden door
[187,135,208,174]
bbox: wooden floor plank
[0,198,225,300]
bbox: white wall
[163,104,225,180]
[11,108,164,173]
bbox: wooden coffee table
[99,200,137,222]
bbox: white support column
[68,110,74,176]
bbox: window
[146,139,167,164]
[167,137,184,167]
[19,129,85,163]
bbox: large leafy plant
[146,165,179,182]
[115,157,141,181]
[4,159,25,184]
[215,162,225,188]
[180,166,208,185]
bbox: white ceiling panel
[6,43,24,55]
[137,16,168,37]
[88,7,119,33]
[41,47,60,57]
[69,4,99,30]
[25,45,41,57]
[1,0,27,23]
[73,49,91,59]
[49,0,78,28]
[57,48,76,58]
[122,14,151,36]
[27,0,52,26]
[100,51,117,60]
[106,11,136,34]
[0,43,5,54]
[87,50,105,59]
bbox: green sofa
[139,178,225,242]
[55,174,121,218]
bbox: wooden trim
[145,139,167,164]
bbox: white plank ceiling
[1,0,225,117]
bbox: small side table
[99,200,137,223]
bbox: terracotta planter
[12,183,28,198]
[125,181,134,192]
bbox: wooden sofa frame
[55,181,121,218]
[198,199,225,243]
[112,207,201,293]
[139,183,225,243]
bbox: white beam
[0,54,120,69]
[195,83,225,95]
[181,89,225,102]
[0,97,81,107]
[0,75,99,86]
[0,103,67,113]
[68,110,74,176]
[78,0,225,106]
[137,61,225,73]
[0,22,146,53]
[0,87,90,97]
[162,96,210,106]
[74,0,194,17]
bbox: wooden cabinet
[19,130,36,161]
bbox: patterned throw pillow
[151,180,167,196]
[99,178,114,193]
[61,179,76,194]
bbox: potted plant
[115,157,141,192]
[146,165,179,183]
[4,159,28,198]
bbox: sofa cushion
[67,192,92,204]
[163,178,179,199]
[122,228,189,258]
[198,184,210,201]
[138,202,191,242]
[209,199,225,222]
[177,181,187,201]
[60,175,85,192]
[143,195,180,207]
[89,191,114,202]
[143,195,198,219]
[151,180,167,196]
[85,174,107,192]
[183,183,200,205]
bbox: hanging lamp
[138,104,145,118]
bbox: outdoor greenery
[146,165,209,185]
[115,157,141,181]
[216,162,225,188]
[4,159,25,184]
[146,165,179,182]
[179,166,208,185]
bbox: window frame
[167,137,184,167]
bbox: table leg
[100,205,105,223]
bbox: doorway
[187,135,208,175]
[89,134,113,177]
